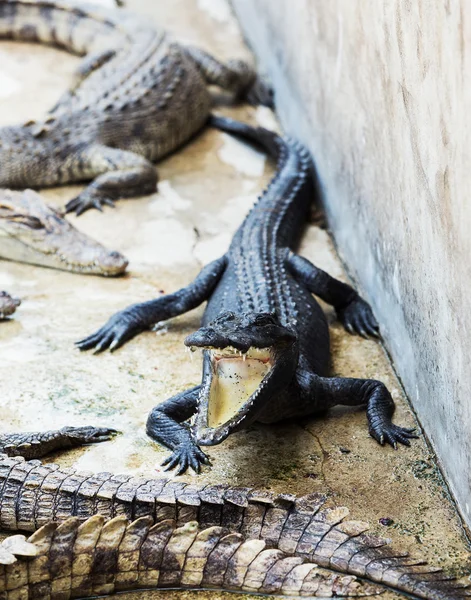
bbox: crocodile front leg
[184,46,273,107]
[0,426,116,460]
[76,255,227,352]
[64,144,157,216]
[287,252,380,338]
[147,386,209,475]
[312,375,418,448]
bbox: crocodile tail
[0,516,383,597]
[209,114,285,161]
[0,0,125,54]
[0,454,468,598]
[292,500,471,600]
[0,515,465,599]
[210,114,315,246]
[209,114,313,199]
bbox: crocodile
[0,429,468,599]
[0,291,20,319]
[0,188,128,274]
[76,117,417,474]
[0,518,385,598]
[0,0,272,216]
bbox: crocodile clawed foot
[369,423,418,449]
[60,425,119,444]
[76,307,146,353]
[337,297,380,339]
[65,192,115,216]
[160,444,210,476]
[245,77,274,108]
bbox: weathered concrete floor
[0,1,469,598]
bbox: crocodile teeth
[204,348,274,428]
[208,346,272,361]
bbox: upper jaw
[200,345,272,360]
[185,329,254,354]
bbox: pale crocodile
[0,0,272,216]
[0,517,391,598]
[0,188,128,274]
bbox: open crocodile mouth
[189,345,275,441]
[207,346,273,428]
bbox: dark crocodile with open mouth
[0,0,271,216]
[0,429,468,599]
[77,117,417,475]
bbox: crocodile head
[0,291,21,319]
[185,311,298,445]
[0,189,128,276]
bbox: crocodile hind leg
[309,375,418,448]
[184,46,273,107]
[76,255,227,352]
[287,252,379,338]
[147,386,210,475]
[0,426,117,460]
[64,144,157,216]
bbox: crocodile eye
[254,313,276,326]
[214,312,235,325]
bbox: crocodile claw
[245,77,274,108]
[369,423,418,449]
[161,444,210,476]
[65,192,115,216]
[60,425,118,444]
[337,296,380,339]
[76,307,146,353]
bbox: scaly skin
[0,430,468,599]
[77,118,416,474]
[0,188,128,274]
[0,291,20,318]
[0,0,271,216]
[0,518,385,598]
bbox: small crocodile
[0,0,271,216]
[0,291,20,318]
[0,188,128,274]
[0,429,468,599]
[77,117,417,473]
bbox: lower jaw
[194,428,229,446]
[206,356,272,429]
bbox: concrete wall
[231,0,471,526]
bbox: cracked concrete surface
[0,0,469,598]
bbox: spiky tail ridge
[0,450,469,599]
[0,0,124,54]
